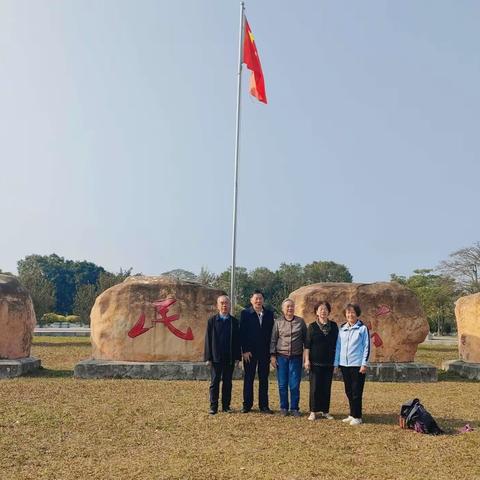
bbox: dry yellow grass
[0,338,478,480]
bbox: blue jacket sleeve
[361,326,370,366]
[334,331,341,367]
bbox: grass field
[0,338,478,480]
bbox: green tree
[276,263,304,296]
[249,267,281,309]
[17,254,134,316]
[17,254,106,315]
[97,268,132,294]
[214,267,252,312]
[17,264,56,320]
[390,270,457,334]
[73,284,98,325]
[196,266,217,287]
[304,260,353,284]
[71,268,132,324]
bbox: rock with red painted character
[289,282,429,362]
[0,274,36,359]
[455,292,480,363]
[90,276,225,362]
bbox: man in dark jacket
[204,295,241,415]
[240,290,274,413]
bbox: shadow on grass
[364,413,397,425]
[25,366,74,379]
[437,370,479,382]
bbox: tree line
[2,255,352,324]
[1,241,478,330]
[390,241,480,334]
[170,260,353,314]
[13,254,131,324]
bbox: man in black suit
[240,290,274,413]
[204,295,241,415]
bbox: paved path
[422,335,457,346]
[34,327,90,337]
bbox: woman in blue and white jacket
[334,303,370,426]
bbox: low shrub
[41,313,67,325]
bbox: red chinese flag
[243,19,267,104]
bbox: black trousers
[209,361,235,410]
[243,354,270,410]
[340,366,366,419]
[309,365,334,413]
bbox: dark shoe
[290,410,301,417]
[280,409,289,417]
[260,407,274,414]
[209,408,217,415]
[222,407,233,413]
[241,407,251,413]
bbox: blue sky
[1,1,479,282]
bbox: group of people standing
[203,290,370,426]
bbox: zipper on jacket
[289,318,292,357]
[346,326,351,365]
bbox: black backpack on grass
[399,398,444,435]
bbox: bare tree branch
[438,241,480,293]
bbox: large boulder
[455,292,480,363]
[0,274,36,359]
[91,276,225,362]
[289,282,429,362]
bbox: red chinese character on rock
[375,305,391,317]
[127,298,193,341]
[152,299,193,341]
[363,320,384,348]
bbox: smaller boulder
[0,274,36,359]
[455,292,480,363]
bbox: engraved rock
[289,282,429,362]
[91,276,225,362]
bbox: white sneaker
[322,412,334,420]
[342,415,354,423]
[349,418,363,426]
[307,412,316,421]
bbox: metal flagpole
[230,1,245,313]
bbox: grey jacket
[270,315,307,357]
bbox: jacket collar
[341,320,363,331]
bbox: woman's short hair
[313,301,331,314]
[343,303,361,317]
[281,298,294,308]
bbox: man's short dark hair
[251,289,264,298]
[313,300,331,314]
[343,303,361,317]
